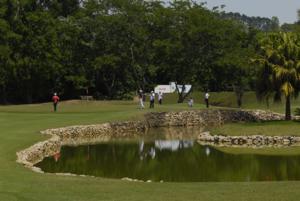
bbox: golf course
[1,92,300,201]
[1,1,300,200]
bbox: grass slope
[162,91,300,113]
[1,95,300,201]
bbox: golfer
[205,92,210,108]
[158,92,163,105]
[150,91,155,108]
[52,93,60,112]
[138,89,145,109]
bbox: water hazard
[36,128,300,182]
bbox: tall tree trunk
[130,45,141,90]
[25,81,33,104]
[176,84,192,103]
[233,85,244,108]
[266,97,270,109]
[285,94,291,120]
[0,85,7,104]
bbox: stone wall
[198,132,300,148]
[16,109,289,172]
[41,121,147,141]
[145,109,286,127]
[16,135,61,171]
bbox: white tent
[154,82,192,94]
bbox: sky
[202,0,300,24]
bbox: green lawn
[2,97,300,201]
[210,121,300,136]
[148,91,300,114]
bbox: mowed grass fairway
[2,93,300,201]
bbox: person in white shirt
[158,92,163,105]
[188,97,194,107]
[138,89,145,109]
[205,92,210,108]
[150,91,155,108]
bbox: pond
[36,127,300,182]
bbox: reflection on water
[139,140,194,160]
[36,139,300,182]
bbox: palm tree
[255,32,300,120]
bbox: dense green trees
[0,0,297,104]
[221,12,280,32]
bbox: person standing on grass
[52,93,60,112]
[138,89,145,109]
[205,92,210,108]
[150,91,155,108]
[188,97,194,107]
[158,92,163,105]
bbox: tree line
[0,0,299,106]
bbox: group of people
[188,92,210,108]
[138,90,210,109]
[138,90,163,109]
[51,91,210,112]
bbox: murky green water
[36,128,300,182]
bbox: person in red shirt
[52,93,60,112]
[53,152,61,162]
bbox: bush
[294,108,300,116]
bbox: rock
[122,177,133,182]
[197,132,299,148]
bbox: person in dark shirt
[52,93,60,112]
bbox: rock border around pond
[16,109,297,173]
[198,132,300,148]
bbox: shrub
[294,108,300,116]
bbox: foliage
[0,0,284,104]
[254,32,300,120]
[295,108,300,116]
[220,12,280,32]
